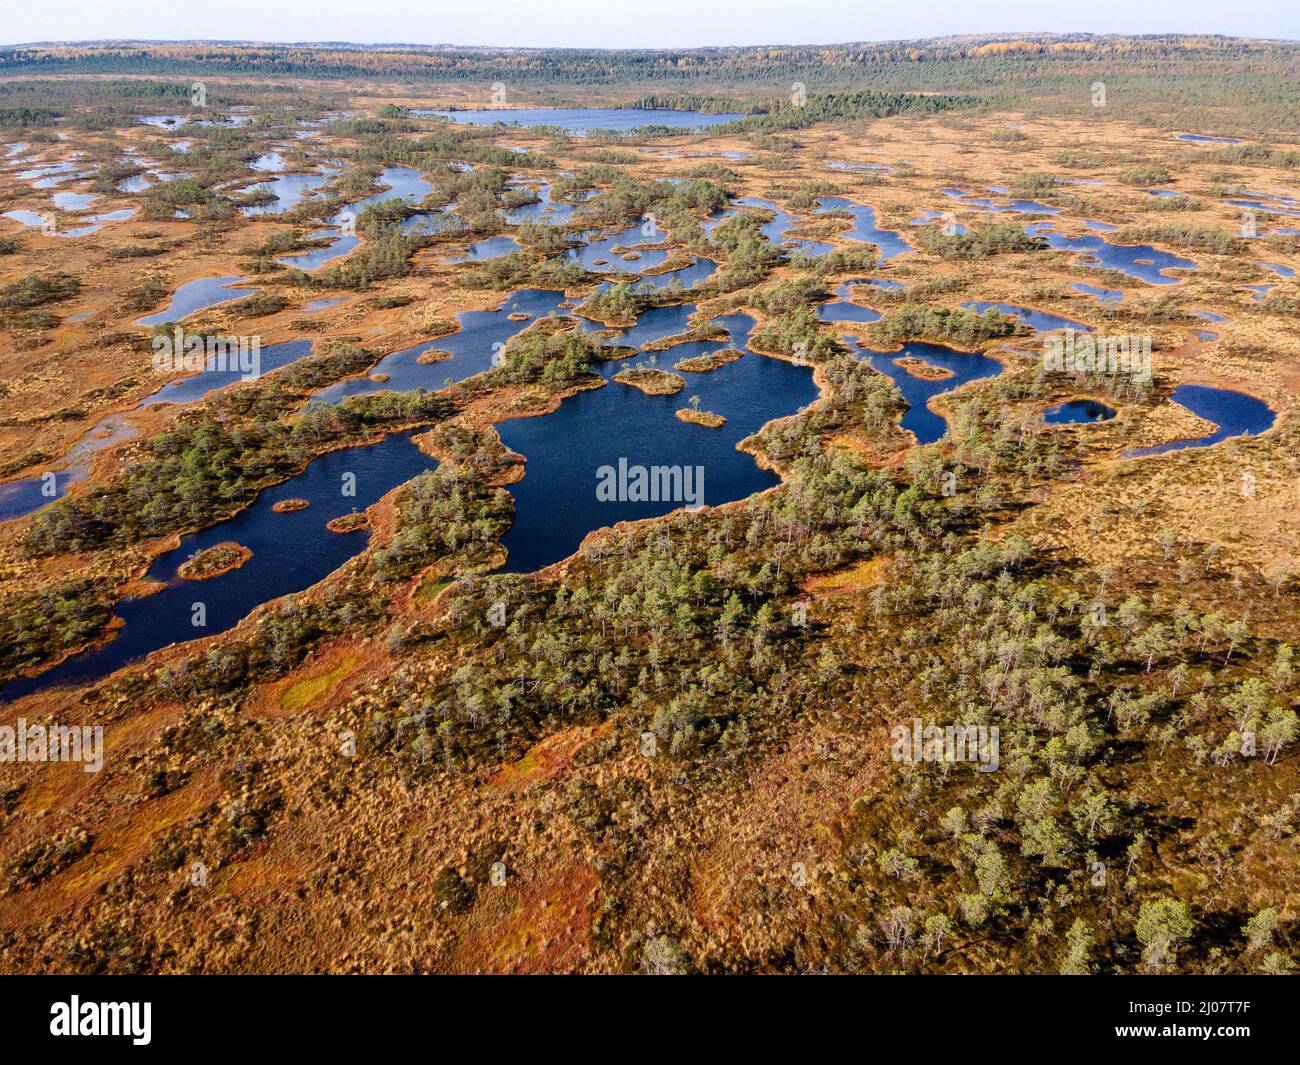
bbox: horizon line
[4,31,1299,51]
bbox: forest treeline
[0,36,1295,96]
[2,36,1295,83]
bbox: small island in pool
[614,367,686,394]
[676,348,743,373]
[676,407,727,428]
[894,356,954,381]
[177,541,252,580]
[327,512,371,533]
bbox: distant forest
[0,35,1297,130]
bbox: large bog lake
[498,311,818,573]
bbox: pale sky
[2,0,1297,49]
